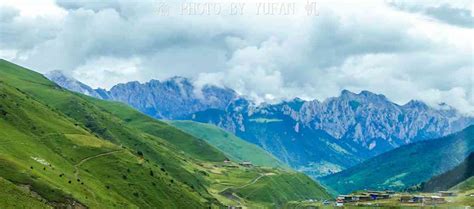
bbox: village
[220,159,472,208]
[333,190,460,207]
[285,189,472,208]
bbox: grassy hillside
[422,152,474,192]
[227,172,331,205]
[448,176,474,206]
[0,59,330,208]
[0,177,51,209]
[0,71,209,207]
[320,126,474,194]
[452,177,474,192]
[169,120,288,168]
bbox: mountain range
[46,71,474,177]
[46,70,238,119]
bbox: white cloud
[0,0,473,114]
[72,56,142,89]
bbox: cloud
[71,56,142,89]
[0,0,473,115]
[389,0,473,28]
[0,5,61,53]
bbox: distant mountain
[47,71,474,177]
[422,152,474,192]
[45,70,102,98]
[320,125,474,194]
[46,71,238,119]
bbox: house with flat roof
[239,161,253,167]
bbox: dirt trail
[219,172,275,207]
[74,150,123,179]
[72,149,124,204]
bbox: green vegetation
[0,177,50,209]
[0,59,330,208]
[452,177,474,192]
[169,120,288,168]
[320,126,474,194]
[229,172,331,206]
[422,152,473,192]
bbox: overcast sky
[0,0,473,114]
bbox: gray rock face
[103,77,238,119]
[296,90,472,154]
[45,70,102,98]
[46,71,238,119]
[193,90,472,156]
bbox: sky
[0,0,473,114]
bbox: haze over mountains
[46,71,474,177]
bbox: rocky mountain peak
[404,100,430,110]
[45,70,101,98]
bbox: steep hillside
[320,126,474,194]
[0,64,214,208]
[451,177,474,192]
[0,177,50,209]
[422,152,474,192]
[169,120,287,168]
[0,59,331,208]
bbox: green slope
[0,71,208,208]
[0,59,330,208]
[452,177,474,191]
[169,120,288,168]
[320,126,474,194]
[450,177,474,206]
[227,172,331,206]
[422,152,474,192]
[0,177,50,209]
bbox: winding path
[74,149,123,179]
[72,149,124,204]
[219,171,275,206]
[235,173,266,189]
